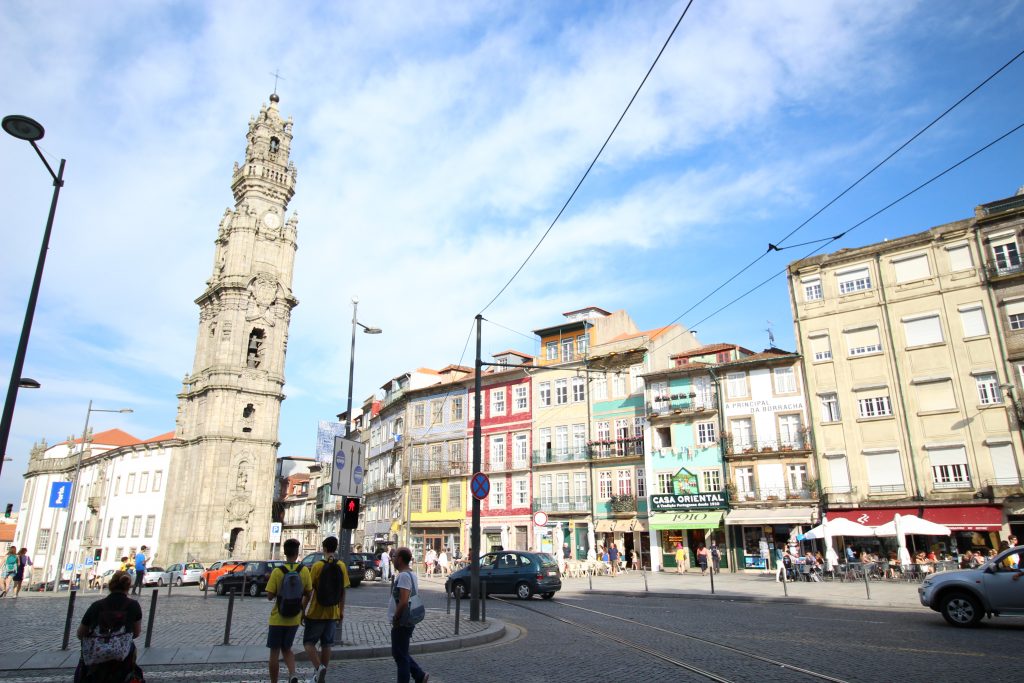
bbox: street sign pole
[470,314,483,621]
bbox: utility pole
[469,315,483,621]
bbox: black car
[352,552,381,581]
[214,560,283,596]
[445,551,561,600]
[300,552,362,588]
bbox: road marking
[794,616,887,624]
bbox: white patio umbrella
[873,514,949,567]
[586,525,596,561]
[553,524,564,558]
[803,516,875,570]
[500,524,511,551]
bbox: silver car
[919,545,1024,626]
[142,566,170,586]
[165,562,205,586]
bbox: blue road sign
[353,465,364,485]
[470,472,490,500]
[49,482,72,508]
[65,563,74,572]
[85,557,95,566]
[334,446,346,469]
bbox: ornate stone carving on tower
[160,93,299,561]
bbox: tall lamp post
[339,296,381,562]
[0,114,66,481]
[51,401,132,591]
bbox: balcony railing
[932,479,972,491]
[732,487,813,502]
[532,448,590,465]
[982,195,1024,216]
[411,458,469,479]
[364,473,399,494]
[726,437,808,455]
[608,494,637,512]
[589,440,644,459]
[985,477,1023,487]
[821,486,856,495]
[533,496,591,513]
[868,484,905,494]
[986,260,1024,279]
[381,388,406,409]
[647,391,717,417]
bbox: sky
[2,0,1023,508]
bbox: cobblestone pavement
[4,578,1018,682]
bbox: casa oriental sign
[650,491,727,512]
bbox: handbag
[81,628,133,665]
[394,571,426,627]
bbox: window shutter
[809,334,832,360]
[893,254,930,283]
[928,446,967,467]
[988,444,1019,481]
[903,315,943,346]
[826,455,851,490]
[1006,300,1024,317]
[864,451,904,488]
[915,380,956,411]
[947,243,972,272]
[845,327,880,353]
[958,305,987,337]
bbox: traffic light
[341,497,361,529]
[3,503,11,518]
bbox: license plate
[547,571,558,576]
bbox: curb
[578,588,917,611]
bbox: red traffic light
[347,500,357,512]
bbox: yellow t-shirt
[305,558,350,621]
[266,562,312,627]
[674,549,686,564]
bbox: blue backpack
[276,563,305,618]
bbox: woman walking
[696,544,709,576]
[1,546,16,597]
[75,570,143,682]
[11,548,32,597]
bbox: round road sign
[470,472,490,500]
[533,511,548,527]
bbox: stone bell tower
[160,93,299,561]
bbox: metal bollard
[145,590,158,648]
[641,564,648,592]
[241,574,247,598]
[781,569,788,596]
[223,590,236,645]
[481,581,487,623]
[454,590,461,635]
[204,579,209,600]
[61,589,77,650]
[588,568,593,591]
[167,579,172,597]
[863,566,872,600]
[446,589,451,615]
[709,564,715,595]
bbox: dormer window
[269,137,280,154]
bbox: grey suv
[919,545,1024,626]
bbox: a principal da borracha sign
[650,491,727,512]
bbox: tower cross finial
[270,68,285,95]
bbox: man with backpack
[302,536,349,683]
[265,538,312,683]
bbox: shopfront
[828,505,1004,557]
[725,507,816,571]
[412,525,462,560]
[649,504,727,570]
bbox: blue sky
[1,1,1023,507]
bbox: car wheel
[940,591,983,627]
[199,579,207,591]
[364,568,377,582]
[452,581,467,599]
[541,592,555,600]
[248,582,260,597]
[516,582,533,600]
[158,579,164,587]
[215,583,226,596]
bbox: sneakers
[288,676,299,683]
[316,665,327,683]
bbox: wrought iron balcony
[410,458,469,480]
[532,448,590,465]
[533,496,591,513]
[589,440,644,459]
[868,484,905,494]
[731,487,813,502]
[985,260,1024,279]
[647,391,717,417]
[725,437,809,455]
[932,478,972,491]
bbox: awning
[613,520,634,532]
[631,519,649,532]
[649,510,725,530]
[595,520,615,532]
[725,507,816,525]
[827,508,914,527]
[921,505,1003,531]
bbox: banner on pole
[316,421,346,462]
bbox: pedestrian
[437,548,450,577]
[608,543,619,577]
[265,538,312,683]
[74,570,143,683]
[674,543,686,574]
[130,546,148,596]
[389,547,429,683]
[303,536,348,683]
[1,546,15,597]
[424,546,436,576]
[631,548,641,572]
[11,548,31,597]
[379,548,392,582]
[696,544,709,576]
[710,541,721,574]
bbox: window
[803,277,822,302]
[572,424,586,452]
[774,367,796,393]
[959,304,988,338]
[413,403,425,427]
[630,365,644,393]
[491,389,506,415]
[731,418,753,449]
[636,467,646,497]
[992,239,1021,272]
[599,472,612,498]
[809,333,832,361]
[697,422,716,445]
[431,400,443,424]
[864,450,905,492]
[915,379,957,412]
[593,376,607,400]
[470,392,479,419]
[574,472,588,500]
[701,470,721,492]
[513,385,528,411]
[617,469,632,496]
[614,419,630,444]
[857,394,892,418]
[837,266,872,294]
[988,444,1019,483]
[126,474,136,494]
[492,480,505,508]
[557,338,572,362]
[778,414,803,446]
[428,484,441,511]
[903,314,943,347]
[246,328,265,368]
[1008,300,1024,331]
[448,482,462,511]
[929,446,971,489]
[727,372,747,398]
[571,376,585,402]
[845,326,882,356]
[130,516,141,536]
[114,477,120,495]
[554,379,568,405]
[596,421,610,442]
[138,472,149,493]
[612,373,626,397]
[514,476,528,506]
[490,435,506,470]
[556,474,570,502]
[545,342,558,360]
[538,428,551,454]
[555,426,569,454]
[107,518,114,538]
[513,434,529,468]
[787,464,807,492]
[892,253,930,283]
[820,393,841,422]
[976,373,1002,405]
[451,397,464,422]
[119,516,129,537]
[826,454,851,492]
[947,242,973,272]
[36,529,50,554]
[657,472,673,494]
[539,475,553,501]
[539,382,551,407]
[576,335,589,355]
[409,486,422,512]
[734,467,754,497]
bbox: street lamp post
[0,115,65,481]
[51,401,132,591]
[339,297,380,562]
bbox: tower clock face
[262,212,280,229]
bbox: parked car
[142,567,170,586]
[352,552,381,581]
[214,560,283,596]
[919,545,1024,626]
[445,551,561,600]
[300,552,362,588]
[199,560,244,590]
[166,562,205,586]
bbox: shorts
[303,619,337,647]
[266,624,300,650]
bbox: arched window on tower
[269,137,280,154]
[247,328,265,368]
[242,404,255,433]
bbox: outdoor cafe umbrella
[803,516,875,570]
[587,525,596,561]
[873,514,950,566]
[553,524,564,560]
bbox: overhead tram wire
[477,0,697,316]
[648,46,1024,335]
[650,118,1024,354]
